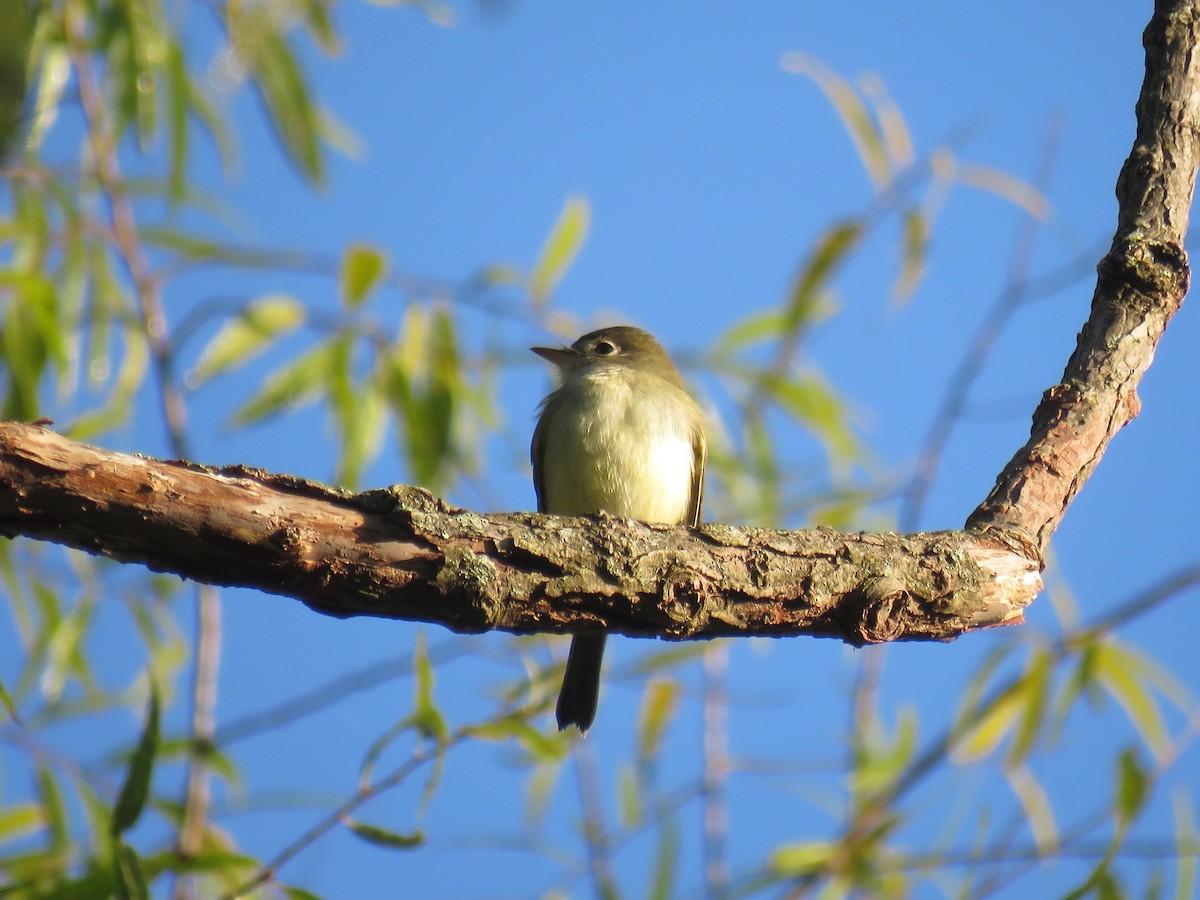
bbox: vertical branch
[178,583,221,864]
[701,643,731,899]
[572,739,619,899]
[61,5,220,893]
[968,0,1200,556]
[60,2,188,448]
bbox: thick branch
[968,0,1198,556]
[0,423,1040,645]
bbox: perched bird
[531,326,706,732]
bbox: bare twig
[223,730,466,899]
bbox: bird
[531,325,706,733]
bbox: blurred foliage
[0,1,1196,898]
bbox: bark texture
[968,0,1198,557]
[0,423,1039,644]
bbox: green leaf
[12,178,50,268]
[761,371,858,463]
[1092,641,1171,764]
[50,870,119,900]
[284,887,326,900]
[111,680,161,837]
[383,306,462,489]
[142,228,311,269]
[37,765,69,853]
[343,818,424,850]
[325,333,386,489]
[0,0,32,163]
[189,294,306,385]
[410,632,446,741]
[183,68,236,174]
[340,243,388,308]
[358,718,409,789]
[465,715,567,762]
[27,45,71,153]
[358,637,446,791]
[781,53,890,188]
[523,761,562,831]
[334,362,385,489]
[892,208,928,303]
[113,840,149,900]
[139,848,260,877]
[618,765,640,827]
[0,271,60,420]
[165,40,188,201]
[297,0,340,52]
[744,414,781,523]
[859,72,913,170]
[0,677,18,724]
[853,707,917,796]
[529,195,590,306]
[115,0,163,148]
[1006,763,1058,853]
[954,681,1025,763]
[1007,646,1052,765]
[770,840,834,877]
[239,21,323,184]
[1172,788,1197,900]
[1096,868,1123,900]
[956,163,1049,218]
[230,341,335,427]
[42,593,96,703]
[69,312,151,440]
[785,219,861,330]
[0,802,45,841]
[649,819,679,900]
[627,643,710,676]
[1115,747,1149,826]
[636,679,679,762]
[714,309,788,355]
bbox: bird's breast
[539,372,698,524]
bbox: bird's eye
[593,340,618,356]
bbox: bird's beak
[531,345,575,367]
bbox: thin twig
[224,735,460,899]
[214,639,471,745]
[60,9,216,896]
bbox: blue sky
[7,1,1200,897]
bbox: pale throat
[541,367,696,524]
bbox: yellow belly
[539,370,698,524]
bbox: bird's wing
[530,393,554,514]
[687,422,706,528]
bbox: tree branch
[2,3,1194,654]
[968,0,1199,557]
[0,423,1038,645]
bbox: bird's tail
[556,634,606,734]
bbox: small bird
[531,326,706,733]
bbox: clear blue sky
[11,1,1200,897]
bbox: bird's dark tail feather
[556,634,606,734]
